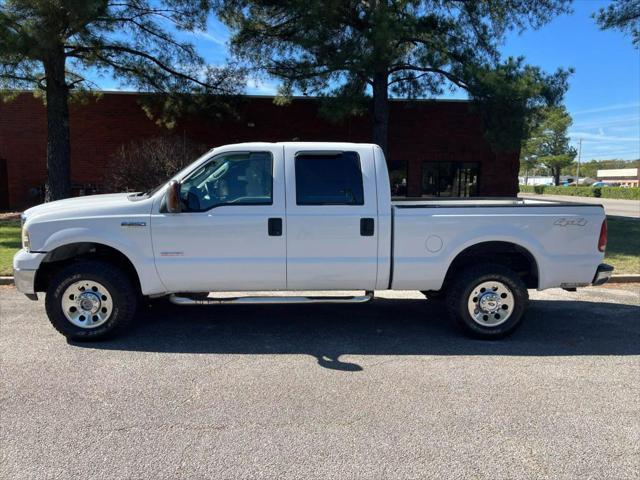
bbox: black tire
[45,261,138,341]
[421,290,444,300]
[446,263,528,339]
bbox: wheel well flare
[444,241,539,289]
[34,242,141,293]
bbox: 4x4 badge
[554,218,587,227]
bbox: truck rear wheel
[446,263,528,339]
[45,261,138,341]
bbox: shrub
[104,136,209,193]
[600,187,640,200]
[519,184,640,200]
[518,185,548,194]
[544,186,598,197]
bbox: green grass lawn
[0,216,638,277]
[605,217,640,274]
[0,220,21,276]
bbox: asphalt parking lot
[1,285,639,479]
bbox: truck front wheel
[446,263,528,339]
[45,261,138,341]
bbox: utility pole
[576,138,582,186]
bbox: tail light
[598,219,607,252]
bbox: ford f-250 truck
[14,142,612,341]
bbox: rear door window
[295,152,364,205]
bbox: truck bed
[391,197,598,208]
[389,196,605,291]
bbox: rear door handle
[360,218,375,236]
[268,218,283,236]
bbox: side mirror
[166,180,181,213]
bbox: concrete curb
[608,274,640,283]
[1,275,639,287]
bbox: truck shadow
[73,298,640,371]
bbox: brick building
[0,92,519,210]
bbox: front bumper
[13,249,46,298]
[13,267,37,296]
[592,263,614,286]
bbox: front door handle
[360,218,375,236]
[268,218,283,236]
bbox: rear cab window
[294,151,364,205]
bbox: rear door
[284,145,379,290]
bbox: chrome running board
[169,291,374,306]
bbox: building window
[388,160,408,197]
[421,161,479,197]
[295,151,364,205]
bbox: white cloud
[572,101,640,116]
[245,77,280,96]
[568,103,640,160]
[609,125,639,133]
[569,131,639,160]
[191,30,227,46]
[569,131,640,142]
[572,113,640,129]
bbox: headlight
[21,227,30,252]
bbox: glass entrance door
[421,161,479,197]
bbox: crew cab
[13,142,612,340]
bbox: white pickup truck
[14,142,612,341]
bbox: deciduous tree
[104,136,208,193]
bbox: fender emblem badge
[121,221,147,227]
[160,252,184,257]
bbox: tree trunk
[553,167,561,186]
[43,48,71,202]
[372,70,389,155]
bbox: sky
[97,0,640,162]
[501,0,640,161]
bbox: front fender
[35,221,166,296]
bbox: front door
[151,147,286,292]
[284,145,379,290]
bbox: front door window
[179,152,272,211]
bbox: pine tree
[1,0,243,201]
[216,0,573,154]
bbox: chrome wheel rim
[467,280,514,327]
[61,280,113,328]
